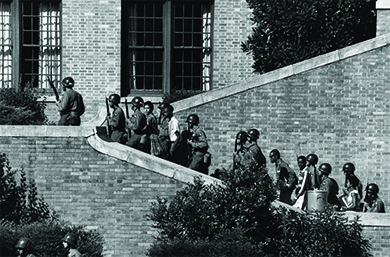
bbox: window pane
[173,2,212,91]
[21,1,61,89]
[0,1,12,88]
[123,2,163,93]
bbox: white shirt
[168,116,180,142]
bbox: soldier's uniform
[126,108,147,150]
[319,177,340,206]
[57,78,85,126]
[242,141,266,168]
[107,105,126,144]
[188,126,209,174]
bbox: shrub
[271,207,372,257]
[148,164,372,257]
[0,79,47,125]
[0,220,104,257]
[0,153,57,224]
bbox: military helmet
[62,233,78,247]
[306,154,319,165]
[318,163,332,175]
[108,94,120,104]
[186,114,200,125]
[157,102,169,110]
[61,77,74,88]
[131,96,144,108]
[366,183,379,194]
[342,162,355,173]
[236,131,247,141]
[15,238,32,249]
[247,129,260,140]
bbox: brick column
[376,0,390,36]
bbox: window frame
[0,0,62,90]
[121,0,213,97]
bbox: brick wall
[213,0,256,89]
[0,135,187,257]
[377,0,390,36]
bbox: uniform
[319,177,340,206]
[363,198,385,213]
[126,109,147,150]
[242,142,266,168]
[107,105,126,144]
[188,126,209,174]
[57,89,85,125]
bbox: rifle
[124,99,131,141]
[105,97,112,136]
[47,77,59,101]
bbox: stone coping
[377,0,390,9]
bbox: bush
[242,0,376,74]
[0,153,57,224]
[148,164,372,257]
[272,207,372,257]
[0,220,104,257]
[0,79,47,125]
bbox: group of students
[271,151,385,213]
[15,233,80,257]
[105,95,211,174]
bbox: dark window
[122,0,212,96]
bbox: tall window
[122,1,213,96]
[0,0,61,89]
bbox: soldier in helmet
[106,94,126,144]
[57,77,85,126]
[61,232,81,257]
[158,104,181,162]
[318,163,340,209]
[240,129,266,168]
[363,183,385,213]
[15,237,37,257]
[186,114,209,174]
[341,162,363,199]
[126,96,148,152]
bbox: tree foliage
[242,0,377,74]
[0,79,47,125]
[0,153,57,224]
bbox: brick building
[0,0,390,256]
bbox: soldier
[186,114,210,174]
[318,163,340,208]
[241,129,266,168]
[270,149,298,205]
[57,77,85,126]
[363,183,385,213]
[159,104,180,162]
[232,131,247,169]
[342,162,363,199]
[61,233,81,257]
[106,94,126,144]
[126,96,148,152]
[15,238,37,257]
